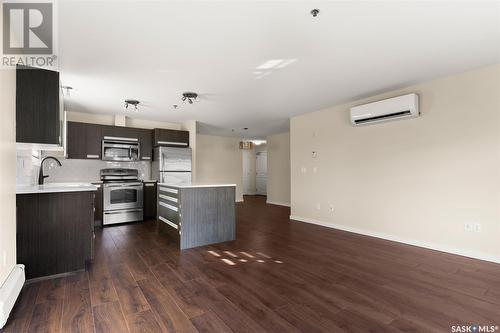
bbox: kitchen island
[157,183,236,249]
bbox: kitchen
[15,66,236,281]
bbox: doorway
[242,149,254,194]
[255,151,267,195]
[241,141,267,196]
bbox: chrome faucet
[38,156,62,185]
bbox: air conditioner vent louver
[354,110,412,124]
[350,93,419,126]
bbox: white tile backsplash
[17,149,152,185]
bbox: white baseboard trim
[266,200,290,207]
[289,215,500,265]
[236,199,244,202]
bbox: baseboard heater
[0,265,25,329]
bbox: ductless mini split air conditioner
[350,93,420,126]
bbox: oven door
[102,141,140,161]
[103,182,143,211]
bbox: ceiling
[58,1,500,139]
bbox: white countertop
[158,183,236,189]
[16,183,98,194]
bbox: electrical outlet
[473,223,482,233]
[464,223,473,232]
[316,203,321,210]
[301,167,307,173]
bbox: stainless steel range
[101,168,143,225]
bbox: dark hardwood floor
[3,195,500,332]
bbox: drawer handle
[159,194,178,203]
[159,201,178,212]
[141,156,151,160]
[87,154,99,159]
[159,216,178,229]
[157,141,188,146]
[159,187,178,194]
[144,183,155,187]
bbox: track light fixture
[124,99,140,112]
[182,92,199,104]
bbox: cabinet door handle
[141,156,151,160]
[157,141,188,146]
[87,154,99,159]
[144,183,155,187]
[103,136,138,142]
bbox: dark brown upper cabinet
[66,122,102,159]
[138,129,153,161]
[66,121,87,159]
[153,128,189,147]
[66,122,154,160]
[16,65,61,145]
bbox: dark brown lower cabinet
[92,183,103,227]
[143,181,157,219]
[16,191,95,280]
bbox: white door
[256,151,267,195]
[242,150,251,194]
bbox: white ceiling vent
[350,93,420,126]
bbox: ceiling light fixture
[124,99,140,112]
[182,92,199,104]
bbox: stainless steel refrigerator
[152,147,192,185]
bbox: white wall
[290,64,500,262]
[267,132,290,206]
[196,134,243,201]
[0,69,17,286]
[181,120,198,182]
[66,111,182,129]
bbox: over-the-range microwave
[102,136,140,161]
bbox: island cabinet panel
[157,185,235,250]
[16,191,95,280]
